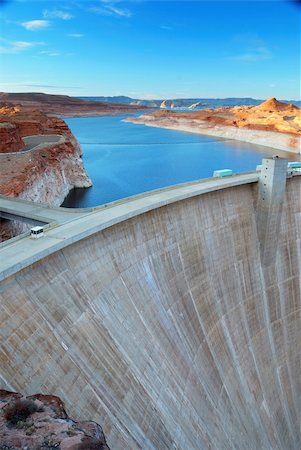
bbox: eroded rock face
[0,105,92,206]
[0,390,110,450]
[0,123,25,153]
[128,98,301,153]
[0,105,74,138]
[144,97,301,136]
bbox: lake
[62,114,299,208]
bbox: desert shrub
[3,399,38,424]
[77,437,106,450]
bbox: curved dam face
[0,175,300,449]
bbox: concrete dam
[0,159,300,449]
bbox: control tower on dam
[0,160,300,449]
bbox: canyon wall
[0,177,300,449]
[0,106,91,206]
[0,123,25,153]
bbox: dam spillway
[0,169,300,449]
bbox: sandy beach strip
[126,116,301,154]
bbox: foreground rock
[0,105,92,205]
[127,98,301,153]
[0,390,110,450]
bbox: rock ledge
[0,390,110,450]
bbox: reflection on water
[62,115,300,208]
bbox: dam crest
[0,162,300,449]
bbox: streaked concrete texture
[0,176,300,449]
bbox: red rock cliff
[0,123,25,153]
[0,105,92,205]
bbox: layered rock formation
[0,104,75,137]
[233,98,300,135]
[0,390,110,450]
[0,123,25,153]
[0,105,92,205]
[254,97,298,112]
[127,98,301,153]
[0,92,147,116]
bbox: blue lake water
[62,114,299,208]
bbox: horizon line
[0,91,300,102]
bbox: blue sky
[0,0,300,99]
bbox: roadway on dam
[0,171,259,281]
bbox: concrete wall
[0,177,300,449]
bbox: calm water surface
[62,115,299,208]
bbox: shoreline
[126,116,301,155]
[58,110,144,119]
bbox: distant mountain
[80,96,301,109]
[80,95,160,108]
[0,92,147,116]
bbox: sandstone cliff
[0,105,92,206]
[0,390,110,450]
[127,98,301,153]
[0,123,25,153]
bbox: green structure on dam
[0,166,300,449]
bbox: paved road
[0,172,260,281]
[0,134,65,156]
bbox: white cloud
[87,6,110,16]
[67,33,84,38]
[0,82,79,89]
[228,47,272,62]
[43,9,73,20]
[21,20,50,31]
[13,41,35,49]
[105,5,132,17]
[39,50,60,57]
[160,25,173,30]
[0,39,42,54]
[0,46,19,54]
[0,82,82,96]
[228,34,272,63]
[88,3,132,18]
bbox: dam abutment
[0,173,300,449]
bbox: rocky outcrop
[21,138,91,206]
[0,219,31,243]
[0,123,25,153]
[0,390,110,450]
[0,105,75,138]
[252,97,299,112]
[127,98,301,153]
[0,105,92,206]
[188,101,202,109]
